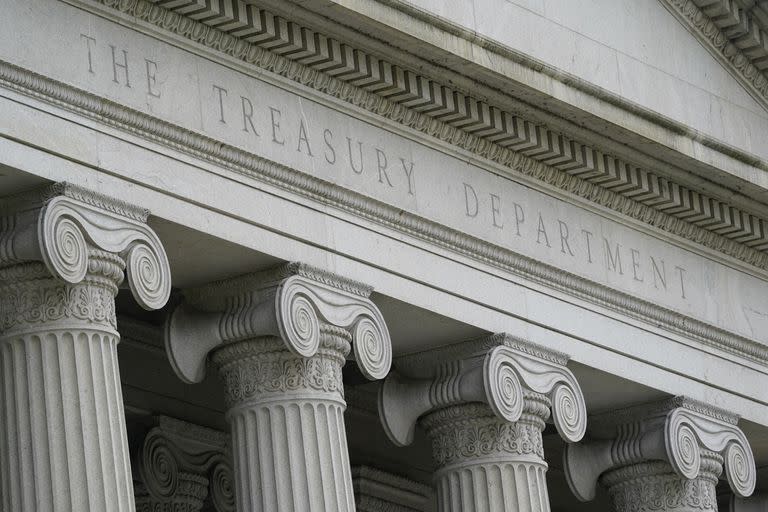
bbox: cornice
[4,3,768,364]
[85,0,768,267]
[3,57,768,365]
[660,0,768,112]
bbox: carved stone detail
[0,182,171,312]
[165,268,392,512]
[133,416,235,512]
[215,328,356,512]
[563,397,756,509]
[379,333,586,447]
[660,0,768,110]
[166,263,391,384]
[600,454,722,512]
[212,330,348,407]
[422,398,548,467]
[0,184,172,512]
[86,0,768,267]
[379,333,585,512]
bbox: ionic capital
[564,396,756,503]
[378,333,587,446]
[165,262,392,383]
[133,416,235,512]
[0,182,171,310]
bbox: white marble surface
[401,0,768,162]
[1,0,767,344]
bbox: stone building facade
[1,0,768,510]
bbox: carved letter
[110,45,130,87]
[651,256,667,290]
[376,149,393,187]
[212,85,228,124]
[630,248,644,282]
[603,238,623,275]
[513,202,525,236]
[675,266,687,299]
[490,194,503,229]
[536,214,551,247]
[80,34,96,74]
[296,119,313,156]
[144,59,160,98]
[582,229,594,263]
[269,107,285,145]
[324,129,336,164]
[558,220,574,256]
[241,96,259,136]
[463,183,478,218]
[400,158,415,195]
[347,137,364,175]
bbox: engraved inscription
[461,182,689,298]
[80,33,161,98]
[4,2,758,342]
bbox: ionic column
[133,416,235,512]
[0,183,171,511]
[564,397,756,512]
[165,263,392,512]
[378,333,587,512]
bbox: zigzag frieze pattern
[147,0,768,253]
[4,48,768,361]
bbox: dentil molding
[564,396,756,503]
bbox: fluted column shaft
[211,326,355,512]
[0,257,134,511]
[0,183,171,512]
[423,396,551,512]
